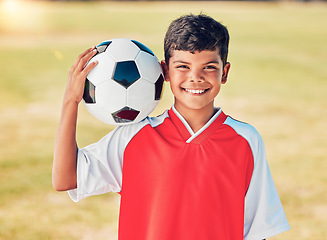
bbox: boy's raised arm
[52,47,98,191]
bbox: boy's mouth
[183,88,209,95]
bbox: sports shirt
[69,106,290,240]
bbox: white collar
[172,105,222,143]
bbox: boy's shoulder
[224,116,260,137]
[146,110,170,128]
[223,115,264,153]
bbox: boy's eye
[204,65,218,70]
[176,65,189,69]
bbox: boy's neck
[174,104,217,133]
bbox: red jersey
[69,107,290,240]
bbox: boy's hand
[65,46,98,104]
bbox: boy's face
[162,49,230,114]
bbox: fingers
[69,46,97,76]
[75,47,98,73]
[65,47,99,104]
[75,60,98,86]
[83,60,98,77]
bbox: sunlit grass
[0,1,326,239]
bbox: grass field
[0,0,327,239]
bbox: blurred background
[0,0,326,239]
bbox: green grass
[1,1,327,239]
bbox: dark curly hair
[164,14,229,67]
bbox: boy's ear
[161,60,170,82]
[221,62,230,84]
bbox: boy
[53,14,290,240]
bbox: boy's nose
[190,71,204,82]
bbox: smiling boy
[53,13,290,240]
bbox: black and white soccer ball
[83,38,164,125]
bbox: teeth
[185,89,205,94]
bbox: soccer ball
[83,38,164,125]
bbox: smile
[183,88,209,94]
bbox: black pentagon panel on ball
[112,107,140,123]
[83,79,96,103]
[113,61,140,88]
[131,40,154,56]
[96,41,112,54]
[154,74,164,100]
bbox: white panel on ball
[127,79,154,110]
[86,53,116,86]
[135,51,162,83]
[133,100,159,123]
[96,80,127,112]
[84,103,114,124]
[106,38,140,62]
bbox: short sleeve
[68,120,149,202]
[223,117,290,239]
[243,132,290,240]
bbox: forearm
[52,46,97,191]
[52,99,79,191]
